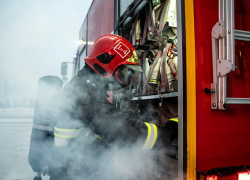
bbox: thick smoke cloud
[29,69,178,180]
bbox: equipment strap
[154,3,164,34]
[142,8,150,44]
[142,52,148,94]
[143,50,162,88]
[158,0,171,37]
[142,122,158,149]
[129,13,140,44]
[148,2,157,37]
[168,58,178,79]
[160,47,169,92]
[33,123,53,132]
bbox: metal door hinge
[217,59,232,76]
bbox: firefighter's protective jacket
[51,67,178,180]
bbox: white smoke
[28,71,178,180]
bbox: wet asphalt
[0,118,49,180]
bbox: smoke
[0,0,93,103]
[28,67,178,180]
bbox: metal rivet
[220,100,223,103]
[219,72,221,75]
[212,103,216,107]
[219,60,221,63]
[218,22,221,26]
[228,30,231,34]
[218,34,222,38]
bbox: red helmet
[84,34,141,78]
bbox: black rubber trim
[96,52,115,64]
[181,0,187,178]
[93,63,107,76]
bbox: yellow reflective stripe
[143,123,151,148]
[95,134,102,140]
[54,133,77,139]
[126,50,139,63]
[149,79,160,83]
[54,127,82,139]
[142,122,158,149]
[169,118,178,123]
[152,124,157,148]
[54,126,82,132]
[85,131,90,137]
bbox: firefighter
[50,34,178,180]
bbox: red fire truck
[61,0,250,179]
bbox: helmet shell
[84,34,140,78]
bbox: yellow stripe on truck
[185,0,197,179]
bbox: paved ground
[0,118,49,180]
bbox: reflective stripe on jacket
[142,122,158,149]
[33,123,53,131]
[54,127,82,147]
[169,117,178,123]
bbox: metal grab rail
[210,0,250,109]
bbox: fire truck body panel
[193,0,250,172]
[64,0,250,179]
[87,0,114,55]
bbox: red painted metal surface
[227,0,250,98]
[79,17,87,53]
[194,0,250,171]
[87,0,114,55]
[80,17,87,41]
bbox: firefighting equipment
[148,51,162,85]
[143,50,162,85]
[28,76,63,173]
[167,0,177,27]
[160,46,170,92]
[167,44,177,59]
[130,14,141,46]
[84,34,141,78]
[128,0,178,94]
[168,57,178,80]
[157,0,170,37]
[173,55,178,70]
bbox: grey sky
[0,0,92,102]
